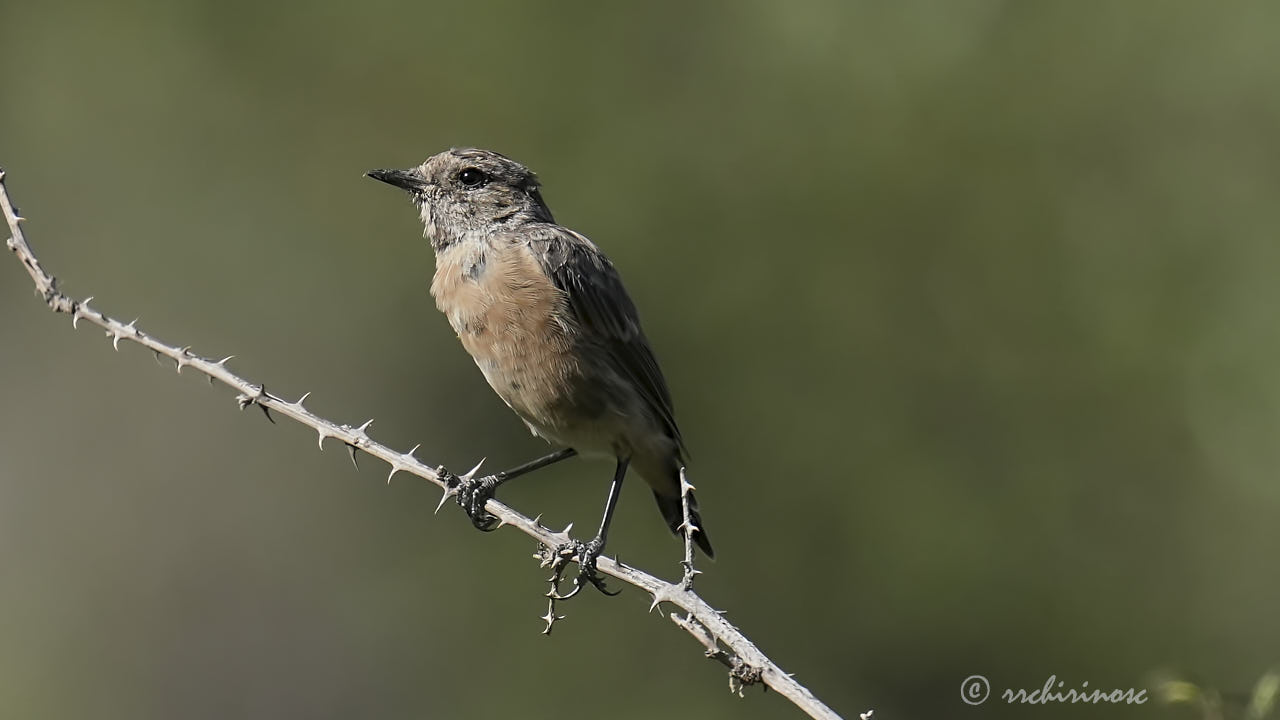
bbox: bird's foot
[545,536,620,600]
[442,467,502,531]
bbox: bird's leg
[453,447,578,531]
[550,457,628,598]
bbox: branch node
[72,296,93,329]
[236,385,275,423]
[540,598,565,635]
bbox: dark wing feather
[530,225,686,455]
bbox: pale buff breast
[430,237,600,443]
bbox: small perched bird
[367,148,712,586]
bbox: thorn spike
[346,443,360,469]
[460,457,486,482]
[434,488,454,514]
[296,391,311,407]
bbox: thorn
[403,443,421,461]
[317,429,329,450]
[216,355,234,366]
[153,349,163,365]
[296,391,311,408]
[460,457,485,482]
[356,418,374,436]
[14,215,25,224]
[434,487,454,514]
[531,513,543,528]
[258,404,275,424]
[540,601,564,635]
[386,464,400,484]
[346,443,359,469]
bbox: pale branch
[1,168,851,720]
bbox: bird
[366,148,712,588]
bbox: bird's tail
[653,488,715,559]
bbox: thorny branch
[2,168,851,720]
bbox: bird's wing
[527,225,686,455]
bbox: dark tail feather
[653,490,715,559]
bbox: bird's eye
[458,168,487,188]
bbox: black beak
[366,168,426,192]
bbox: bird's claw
[546,537,619,599]
[452,473,502,531]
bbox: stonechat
[368,148,712,586]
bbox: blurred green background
[3,1,1279,718]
